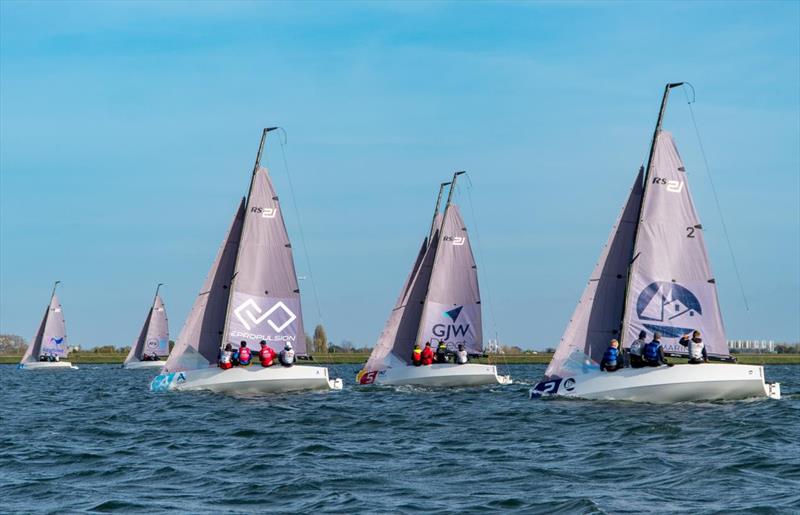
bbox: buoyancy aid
[455,350,468,364]
[279,349,295,366]
[259,347,276,367]
[219,350,233,364]
[412,348,422,366]
[688,338,705,360]
[603,347,619,366]
[629,339,645,357]
[238,346,252,365]
[421,347,434,365]
[435,346,448,363]
[643,341,661,362]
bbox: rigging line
[681,84,750,311]
[275,128,325,324]
[462,173,507,371]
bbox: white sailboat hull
[366,363,512,387]
[122,360,166,369]
[530,364,780,403]
[150,365,343,394]
[18,361,78,370]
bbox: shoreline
[2,353,799,365]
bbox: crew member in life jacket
[678,330,708,364]
[259,340,277,367]
[421,341,434,366]
[455,343,468,365]
[219,343,234,370]
[279,342,295,367]
[237,341,252,366]
[628,330,647,368]
[411,343,422,366]
[600,339,623,372]
[435,340,449,364]
[642,332,669,367]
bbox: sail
[622,132,728,357]
[124,295,170,365]
[224,167,305,355]
[163,200,245,372]
[21,294,67,363]
[417,205,482,354]
[545,169,644,379]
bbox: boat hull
[150,365,343,394]
[18,361,78,370]
[361,363,512,387]
[530,364,780,403]
[122,360,165,369]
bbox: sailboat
[122,284,170,369]
[356,171,511,387]
[151,128,342,393]
[530,83,780,402]
[18,281,77,370]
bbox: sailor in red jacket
[258,340,277,367]
[421,341,434,366]
[237,341,252,366]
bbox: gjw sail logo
[636,281,701,338]
[233,299,296,332]
[432,305,471,341]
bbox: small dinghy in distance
[19,281,77,370]
[530,83,779,403]
[151,128,342,394]
[356,172,511,387]
[122,284,170,369]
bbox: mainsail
[163,200,245,372]
[123,290,169,365]
[21,287,67,363]
[544,169,643,379]
[622,132,728,357]
[223,166,305,355]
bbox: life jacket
[688,338,705,360]
[421,347,434,365]
[629,339,645,357]
[259,347,275,367]
[280,349,295,367]
[412,349,422,366]
[436,346,448,363]
[643,341,661,362]
[238,346,252,365]
[455,350,468,364]
[219,350,233,364]
[603,347,619,366]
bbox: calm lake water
[1,364,798,514]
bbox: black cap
[240,341,247,346]
[639,330,646,339]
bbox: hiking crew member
[279,342,295,367]
[600,339,623,372]
[219,343,234,370]
[643,332,668,367]
[435,341,449,364]
[628,330,647,368]
[411,344,422,366]
[455,343,468,365]
[678,330,708,364]
[237,341,252,366]
[259,340,277,367]
[421,342,434,366]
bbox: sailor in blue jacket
[600,339,623,372]
[642,332,669,367]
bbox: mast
[619,83,683,341]
[414,171,465,345]
[428,181,451,242]
[153,282,163,303]
[219,127,278,348]
[50,280,61,303]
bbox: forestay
[224,167,305,355]
[163,201,245,372]
[21,294,68,363]
[545,169,643,380]
[622,132,728,358]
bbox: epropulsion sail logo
[250,206,278,219]
[432,306,470,341]
[636,281,701,338]
[233,299,297,332]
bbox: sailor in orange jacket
[421,342,434,366]
[411,343,423,366]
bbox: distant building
[727,340,775,353]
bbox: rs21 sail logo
[636,281,701,338]
[432,306,470,341]
[651,177,684,193]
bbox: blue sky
[1,1,798,349]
